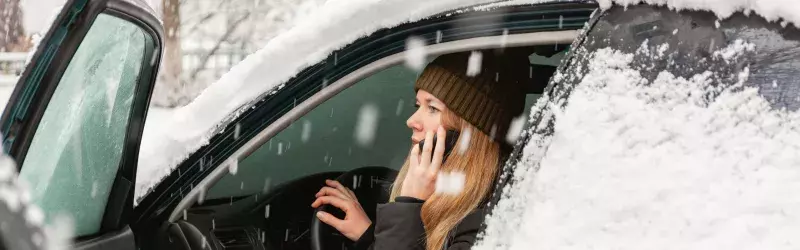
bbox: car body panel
[0,0,163,249]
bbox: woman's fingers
[311,196,350,212]
[315,186,349,200]
[316,211,345,231]
[420,130,435,168]
[409,143,420,169]
[326,180,357,200]
[429,126,446,175]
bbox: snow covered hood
[476,3,800,249]
[135,0,567,202]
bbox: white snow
[405,37,428,71]
[25,205,45,226]
[713,39,755,61]
[135,0,530,202]
[505,115,526,144]
[457,128,472,155]
[435,171,466,195]
[395,99,405,116]
[227,160,238,175]
[301,120,312,143]
[598,0,800,28]
[476,40,800,249]
[354,103,379,147]
[466,51,483,77]
[43,215,73,250]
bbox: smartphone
[418,130,460,164]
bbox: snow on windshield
[134,0,560,203]
[476,35,800,249]
[597,0,800,28]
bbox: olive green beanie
[414,50,529,140]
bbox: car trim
[167,29,579,222]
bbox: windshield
[478,5,800,249]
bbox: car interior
[157,44,569,250]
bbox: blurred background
[1,0,323,110]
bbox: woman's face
[407,90,448,144]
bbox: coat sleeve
[353,197,485,250]
[371,196,427,250]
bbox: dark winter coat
[352,196,486,250]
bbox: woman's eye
[428,106,439,113]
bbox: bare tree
[0,0,29,52]
[151,0,184,107]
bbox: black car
[2,0,799,249]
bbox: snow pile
[476,39,800,249]
[598,0,800,28]
[135,0,553,202]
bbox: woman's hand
[400,126,447,200]
[311,180,371,241]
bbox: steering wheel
[310,166,398,250]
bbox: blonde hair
[390,109,501,250]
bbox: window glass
[18,14,147,236]
[206,48,557,200]
[207,65,419,200]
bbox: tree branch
[189,12,253,81]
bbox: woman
[311,50,529,250]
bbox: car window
[206,65,419,200]
[18,13,148,237]
[205,49,560,200]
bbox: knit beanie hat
[414,50,529,142]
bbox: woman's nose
[406,111,422,131]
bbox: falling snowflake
[90,181,99,198]
[228,160,239,175]
[505,115,526,144]
[354,103,380,147]
[499,29,509,48]
[43,215,73,250]
[396,99,405,116]
[234,123,242,140]
[467,51,483,77]
[458,128,472,154]
[435,172,465,195]
[405,37,427,71]
[301,120,312,142]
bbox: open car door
[0,0,162,249]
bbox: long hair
[390,109,501,250]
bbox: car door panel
[74,226,136,250]
[0,0,163,249]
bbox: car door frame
[0,0,163,248]
[131,2,597,247]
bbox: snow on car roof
[135,0,559,203]
[598,0,800,28]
